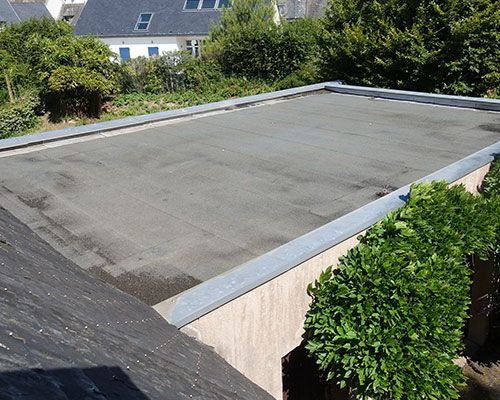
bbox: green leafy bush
[0,19,116,117]
[0,94,40,138]
[482,160,500,200]
[305,181,499,399]
[204,0,322,83]
[320,0,500,97]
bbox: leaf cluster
[305,180,499,399]
[320,0,500,97]
[204,0,322,82]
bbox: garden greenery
[0,93,40,139]
[320,0,500,97]
[0,0,498,138]
[305,176,500,399]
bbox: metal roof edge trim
[156,141,500,328]
[0,82,330,152]
[325,83,500,111]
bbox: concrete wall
[101,35,206,59]
[179,164,492,399]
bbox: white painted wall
[101,36,207,60]
[44,0,86,19]
[45,0,64,18]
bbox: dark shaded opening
[282,341,348,400]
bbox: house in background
[0,0,85,27]
[74,0,226,60]
[0,0,52,27]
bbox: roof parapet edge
[325,83,500,111]
[156,141,500,328]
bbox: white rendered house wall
[44,0,86,19]
[45,0,64,18]
[101,36,207,59]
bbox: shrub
[37,35,116,117]
[204,0,321,82]
[0,19,116,118]
[0,18,71,98]
[320,0,500,97]
[0,94,40,138]
[305,181,499,399]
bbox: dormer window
[183,0,230,10]
[135,13,153,30]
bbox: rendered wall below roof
[177,163,492,399]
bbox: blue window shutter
[148,47,159,57]
[119,47,130,61]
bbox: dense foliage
[1,0,498,138]
[204,0,321,84]
[320,0,500,97]
[0,18,116,118]
[0,93,40,138]
[305,180,500,399]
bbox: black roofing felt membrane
[0,207,272,400]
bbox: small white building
[74,0,226,60]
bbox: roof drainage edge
[0,83,328,152]
[156,141,500,328]
[2,83,498,153]
[325,83,500,111]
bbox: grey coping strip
[2,82,499,152]
[0,83,329,152]
[158,141,500,328]
[325,83,500,111]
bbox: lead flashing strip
[325,83,500,111]
[0,83,328,152]
[157,141,500,327]
[1,83,498,152]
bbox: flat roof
[0,91,499,305]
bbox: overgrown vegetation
[305,176,500,399]
[1,0,498,138]
[0,93,40,139]
[203,0,321,84]
[320,0,500,96]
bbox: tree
[320,0,500,97]
[0,18,116,117]
[37,35,116,117]
[204,0,322,83]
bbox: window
[201,0,216,8]
[186,40,200,57]
[184,0,229,9]
[119,47,131,61]
[135,13,153,30]
[148,47,159,57]
[184,0,199,9]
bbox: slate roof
[0,0,19,23]
[0,206,273,400]
[75,0,221,37]
[11,2,51,20]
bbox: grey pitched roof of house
[75,0,221,37]
[11,2,51,21]
[0,0,20,23]
[0,206,273,400]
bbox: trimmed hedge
[305,179,499,399]
[0,94,40,139]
